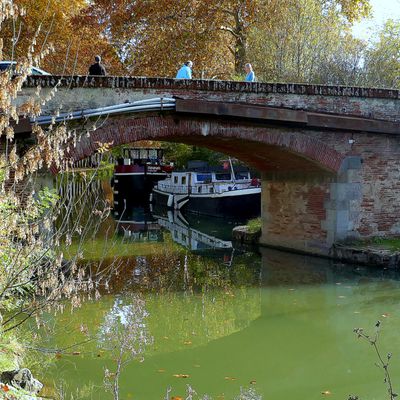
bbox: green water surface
[32,245,400,400]
[30,181,400,399]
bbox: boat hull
[114,173,167,205]
[151,188,261,218]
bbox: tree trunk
[235,34,247,75]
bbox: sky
[352,0,400,40]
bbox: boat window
[139,149,148,159]
[209,187,214,193]
[148,149,157,159]
[182,176,187,185]
[198,186,202,193]
[235,172,249,180]
[131,149,140,159]
[196,173,212,182]
[174,176,178,184]
[215,173,232,181]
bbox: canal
[31,178,400,400]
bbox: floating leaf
[224,376,237,381]
[382,313,390,318]
[72,351,81,355]
[183,340,192,345]
[173,374,190,378]
[321,390,332,395]
[157,369,166,373]
[250,380,257,385]
[172,397,183,400]
[1,384,10,392]
[55,352,62,359]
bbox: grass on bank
[246,218,261,234]
[350,237,400,252]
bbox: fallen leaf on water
[354,311,360,314]
[172,397,183,400]
[224,377,237,381]
[193,364,201,368]
[183,341,192,345]
[1,384,10,392]
[288,288,295,291]
[55,353,62,359]
[173,374,190,378]
[163,336,169,340]
[382,313,390,318]
[72,351,81,355]
[250,380,257,385]
[157,369,166,373]
[321,390,332,395]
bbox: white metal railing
[156,181,254,195]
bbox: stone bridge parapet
[21,76,400,122]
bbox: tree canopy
[4,0,400,90]
[83,0,372,78]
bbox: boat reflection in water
[113,193,246,260]
[159,210,230,247]
[113,200,163,243]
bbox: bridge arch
[68,114,344,176]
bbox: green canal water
[29,182,400,400]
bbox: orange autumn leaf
[1,384,10,392]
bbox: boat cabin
[155,165,256,195]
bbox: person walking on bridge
[244,63,256,82]
[176,61,193,79]
[88,55,107,76]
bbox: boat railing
[156,181,254,195]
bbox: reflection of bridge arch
[69,114,344,175]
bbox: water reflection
[34,181,400,400]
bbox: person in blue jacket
[244,63,256,82]
[176,61,193,79]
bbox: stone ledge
[332,244,400,268]
[232,225,261,245]
[22,76,400,99]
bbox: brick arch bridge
[72,114,344,175]
[16,76,400,257]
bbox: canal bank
[233,220,400,269]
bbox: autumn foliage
[1,0,371,78]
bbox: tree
[1,0,124,74]
[85,0,371,79]
[247,0,367,84]
[363,19,400,88]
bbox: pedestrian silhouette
[89,55,107,76]
[176,61,193,79]
[244,63,256,82]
